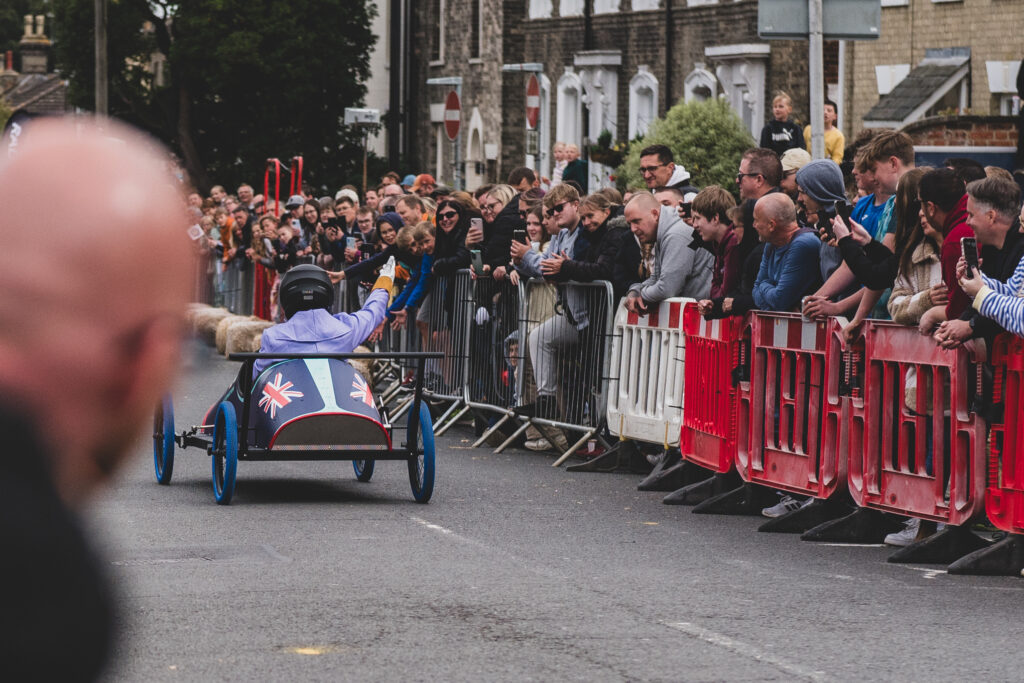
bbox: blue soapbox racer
[153,350,442,505]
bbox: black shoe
[514,395,558,419]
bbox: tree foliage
[617,98,756,196]
[51,0,377,194]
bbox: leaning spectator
[779,148,812,200]
[760,92,804,157]
[941,176,1024,342]
[475,184,522,274]
[507,167,540,193]
[689,186,743,299]
[411,173,436,197]
[431,198,473,278]
[551,193,635,299]
[623,192,713,313]
[395,194,426,228]
[737,148,783,202]
[389,222,434,330]
[916,168,970,334]
[512,184,585,280]
[750,193,821,312]
[887,169,945,326]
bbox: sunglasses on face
[736,172,761,181]
[639,163,666,175]
[546,202,569,218]
[438,211,458,221]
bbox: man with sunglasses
[638,144,697,195]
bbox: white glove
[475,306,490,325]
[379,255,396,280]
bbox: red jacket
[939,194,972,319]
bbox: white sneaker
[761,495,804,518]
[525,438,552,452]
[884,518,920,547]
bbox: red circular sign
[444,90,461,141]
[525,75,541,130]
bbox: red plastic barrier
[846,321,986,525]
[679,303,747,473]
[735,313,845,499]
[985,334,1024,534]
[264,158,282,217]
[289,156,303,197]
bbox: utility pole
[807,0,825,159]
[94,0,108,115]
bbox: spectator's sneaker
[761,495,803,518]
[524,438,552,452]
[884,518,920,547]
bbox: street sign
[758,0,880,40]
[526,75,541,130]
[526,130,539,156]
[444,90,461,141]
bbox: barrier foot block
[663,470,739,506]
[801,508,905,543]
[758,497,851,534]
[637,450,685,491]
[887,524,989,565]
[948,534,1024,576]
[565,440,641,473]
[691,482,777,516]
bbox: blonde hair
[412,221,436,241]
[396,225,416,250]
[772,92,793,108]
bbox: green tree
[51,0,376,194]
[617,98,756,196]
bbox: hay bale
[192,307,232,345]
[350,344,374,384]
[225,320,274,356]
[215,314,253,355]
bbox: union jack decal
[258,372,303,419]
[350,373,374,408]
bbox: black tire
[153,396,175,485]
[408,402,436,503]
[211,402,238,505]
[353,459,375,482]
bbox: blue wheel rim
[212,402,238,505]
[153,396,174,485]
[353,459,375,482]
[408,402,435,503]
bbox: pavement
[90,344,1024,682]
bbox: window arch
[684,64,718,103]
[628,66,659,139]
[556,69,584,149]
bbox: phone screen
[834,201,853,230]
[961,237,979,275]
[513,228,527,243]
[470,249,484,274]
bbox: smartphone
[470,249,484,274]
[834,200,853,231]
[470,217,483,233]
[678,202,692,221]
[513,227,527,244]
[816,205,836,241]
[291,218,301,230]
[187,224,204,241]
[961,237,979,276]
[346,236,357,250]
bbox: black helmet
[279,264,334,318]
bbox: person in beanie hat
[795,159,861,320]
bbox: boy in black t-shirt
[760,92,804,157]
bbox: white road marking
[663,621,828,682]
[904,566,947,580]
[818,543,886,548]
[409,516,456,536]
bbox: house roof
[864,48,970,124]
[1,72,68,114]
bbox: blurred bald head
[753,193,799,246]
[0,117,192,504]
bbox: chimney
[0,50,18,91]
[19,13,51,75]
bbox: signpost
[526,74,541,130]
[443,90,461,141]
[344,108,381,195]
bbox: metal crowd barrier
[496,277,614,466]
[606,298,691,448]
[986,333,1024,534]
[735,313,845,500]
[463,274,526,447]
[191,249,216,306]
[845,320,987,526]
[417,269,473,434]
[679,303,747,475]
[221,260,254,316]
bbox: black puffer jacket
[432,220,471,277]
[558,213,638,300]
[483,194,525,270]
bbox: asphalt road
[90,344,1023,682]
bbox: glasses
[438,211,458,221]
[639,163,666,175]
[482,202,502,213]
[546,202,569,218]
[736,172,761,181]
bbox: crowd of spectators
[188,117,1024,540]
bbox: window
[875,64,910,95]
[684,64,718,103]
[430,0,445,64]
[703,44,770,139]
[594,0,619,12]
[528,0,553,18]
[632,0,660,9]
[471,0,482,59]
[628,66,659,139]
[556,70,584,149]
[560,0,584,16]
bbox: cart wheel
[407,401,435,503]
[353,459,375,482]
[211,402,238,505]
[153,395,175,485]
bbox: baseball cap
[780,148,812,174]
[334,188,360,204]
[401,174,417,188]
[284,194,306,210]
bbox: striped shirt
[974,254,1024,337]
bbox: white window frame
[430,0,446,66]
[628,66,659,139]
[556,69,584,149]
[683,64,718,103]
[560,0,584,16]
[528,0,553,19]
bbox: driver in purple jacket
[254,258,395,378]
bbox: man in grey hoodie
[624,192,713,313]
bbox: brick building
[843,0,1022,159]
[0,15,68,118]
[410,1,820,190]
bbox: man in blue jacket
[751,193,821,311]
